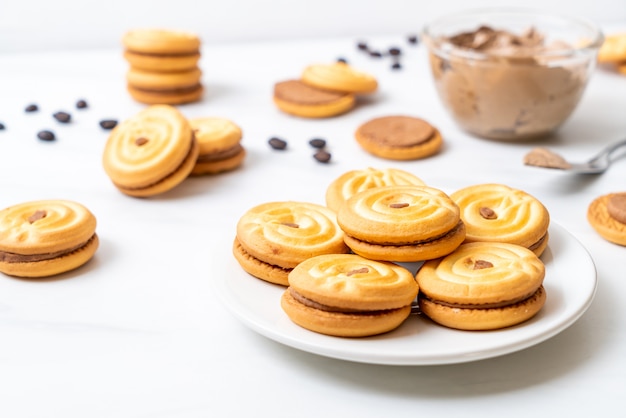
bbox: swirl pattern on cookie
[301,63,378,93]
[417,242,545,305]
[338,185,460,244]
[236,201,348,269]
[103,105,194,189]
[326,168,425,212]
[288,254,418,310]
[0,200,96,255]
[450,183,550,249]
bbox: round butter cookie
[0,200,99,278]
[189,117,245,175]
[127,67,203,105]
[416,242,546,330]
[102,104,199,197]
[597,33,626,64]
[450,183,550,256]
[587,192,626,246]
[337,185,466,262]
[124,50,201,73]
[325,167,425,212]
[233,201,349,286]
[301,62,378,94]
[354,115,443,160]
[281,253,418,337]
[273,79,355,118]
[122,28,201,55]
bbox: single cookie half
[234,201,349,285]
[273,79,355,118]
[325,167,426,212]
[450,183,550,256]
[102,104,199,197]
[301,62,378,94]
[597,33,626,64]
[281,253,418,337]
[587,192,626,246]
[337,185,466,262]
[189,117,245,175]
[0,200,99,278]
[354,115,443,160]
[122,28,201,55]
[124,50,201,73]
[416,242,546,330]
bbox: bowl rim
[422,7,604,60]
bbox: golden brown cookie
[234,201,350,285]
[189,117,245,175]
[598,33,626,64]
[122,28,201,55]
[301,62,378,94]
[416,242,546,330]
[273,79,355,118]
[354,115,443,160]
[281,254,418,337]
[0,200,99,278]
[450,183,550,256]
[587,192,626,246]
[337,185,466,262]
[102,104,198,197]
[325,167,426,212]
[126,68,203,105]
[124,50,201,73]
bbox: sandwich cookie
[354,115,443,160]
[587,192,626,246]
[126,67,203,105]
[233,201,349,286]
[0,200,99,278]
[450,183,550,256]
[416,242,546,330]
[301,62,378,94]
[325,167,425,212]
[189,117,245,175]
[273,79,355,118]
[281,253,419,337]
[102,104,199,197]
[337,185,466,262]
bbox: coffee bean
[53,111,71,123]
[391,61,402,70]
[0,122,5,130]
[25,104,38,112]
[337,57,348,64]
[388,47,402,56]
[369,51,382,58]
[357,41,368,51]
[268,137,287,150]
[76,99,88,109]
[99,119,118,130]
[37,130,55,141]
[408,34,419,45]
[309,138,326,149]
[313,150,331,163]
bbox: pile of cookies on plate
[233,167,551,337]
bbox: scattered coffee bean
[369,50,382,58]
[391,61,402,70]
[25,104,38,112]
[407,34,419,45]
[76,99,88,109]
[388,47,402,56]
[357,41,369,51]
[309,138,326,148]
[0,122,5,130]
[337,57,348,64]
[268,136,287,150]
[53,111,71,123]
[37,130,55,141]
[313,150,331,163]
[99,119,118,130]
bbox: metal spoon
[523,138,626,174]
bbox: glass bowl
[423,8,603,141]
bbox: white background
[1,0,625,52]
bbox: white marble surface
[1,29,626,417]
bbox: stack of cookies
[122,29,204,105]
[273,62,378,118]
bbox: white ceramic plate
[214,223,596,365]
